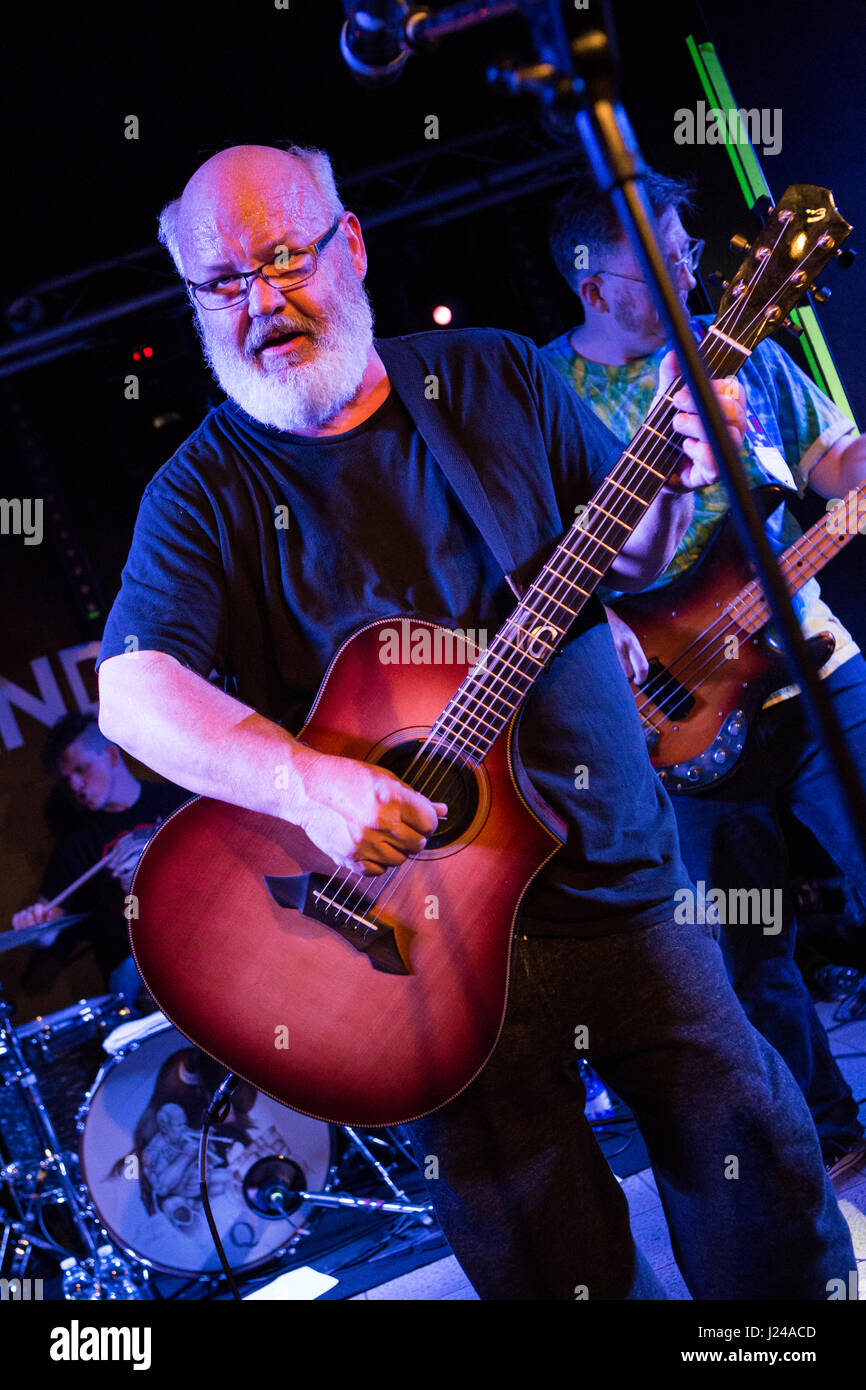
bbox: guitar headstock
[718,185,852,353]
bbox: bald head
[159,143,344,279]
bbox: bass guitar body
[129,618,563,1128]
[611,487,835,792]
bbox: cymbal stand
[0,988,97,1258]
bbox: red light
[143,346,154,358]
[432,305,452,326]
[132,351,141,361]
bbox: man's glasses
[594,238,705,285]
[187,218,343,310]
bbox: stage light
[432,304,453,326]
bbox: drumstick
[43,849,117,909]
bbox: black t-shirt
[98,327,689,935]
[41,780,190,977]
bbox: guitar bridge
[263,873,410,975]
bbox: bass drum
[78,1021,334,1277]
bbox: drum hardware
[238,1132,435,1223]
[1,998,436,1296]
[0,991,98,1256]
[1,993,131,1193]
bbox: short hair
[43,711,109,776]
[549,168,694,295]
[157,143,346,276]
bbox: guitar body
[129,618,563,1127]
[611,488,835,792]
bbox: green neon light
[685,34,857,424]
[686,36,767,206]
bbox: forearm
[808,432,866,499]
[97,650,320,823]
[606,486,693,591]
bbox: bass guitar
[128,186,851,1126]
[611,478,864,792]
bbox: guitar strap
[374,336,526,598]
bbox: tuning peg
[729,233,751,254]
[810,286,832,304]
[751,195,774,222]
[836,247,856,268]
[781,318,805,338]
[707,270,729,288]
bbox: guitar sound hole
[375,740,480,850]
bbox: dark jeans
[670,654,866,1150]
[407,919,856,1300]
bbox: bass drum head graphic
[79,1024,334,1276]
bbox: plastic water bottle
[60,1255,101,1301]
[94,1244,142,1300]
[577,1059,615,1121]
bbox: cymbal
[0,913,89,954]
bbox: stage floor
[349,999,866,1300]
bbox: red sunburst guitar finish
[131,620,564,1127]
[128,186,851,1125]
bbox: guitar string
[370,219,800,797]
[636,534,847,732]
[363,229,841,921]
[322,416,739,929]
[633,502,851,719]
[311,394,687,930]
[632,503,854,738]
[323,231,798,925]
[318,223,825,927]
[322,225,815,929]
[629,236,849,721]
[633,489,856,723]
[319,229,806,928]
[323,384,710,929]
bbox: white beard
[195,257,375,433]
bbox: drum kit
[0,915,434,1297]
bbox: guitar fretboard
[725,479,866,635]
[429,343,751,766]
[416,187,851,772]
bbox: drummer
[12,711,190,1012]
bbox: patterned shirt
[540,316,859,704]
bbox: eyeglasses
[187,219,343,310]
[594,238,705,284]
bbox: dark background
[1,0,864,1012]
